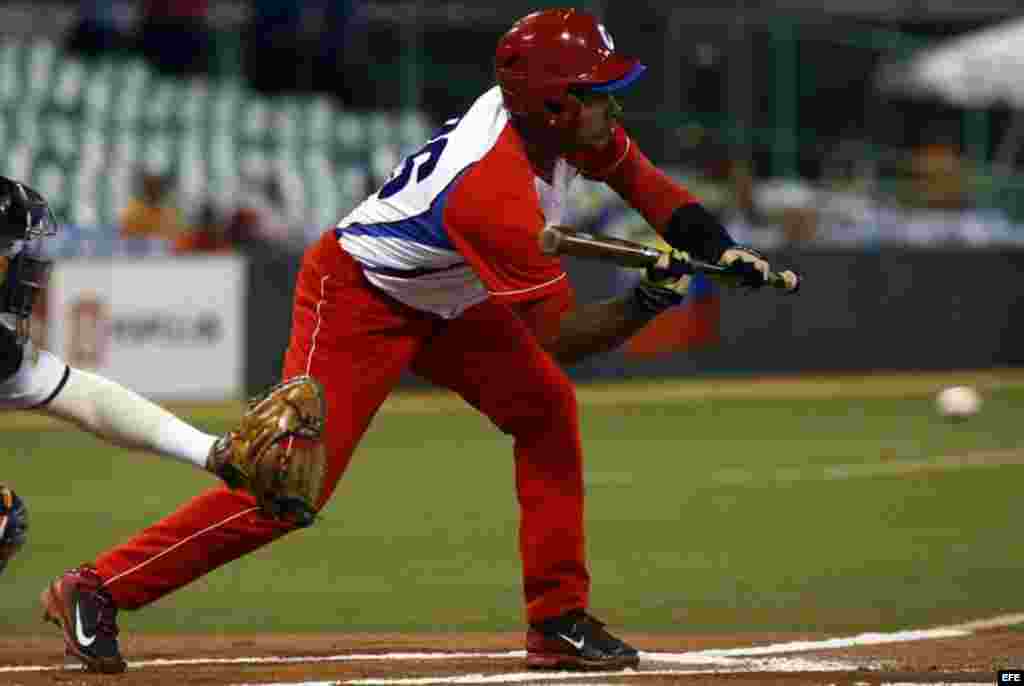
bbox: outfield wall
[244,247,1023,393]
[40,247,1024,399]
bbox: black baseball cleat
[40,566,127,674]
[526,609,639,670]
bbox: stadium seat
[398,110,431,150]
[51,58,86,111]
[366,111,395,148]
[25,40,57,103]
[305,96,334,144]
[0,37,435,248]
[209,82,244,131]
[241,98,270,142]
[0,51,19,104]
[335,113,366,152]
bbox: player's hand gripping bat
[538,225,801,293]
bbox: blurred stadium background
[1,0,1021,400]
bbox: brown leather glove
[207,375,328,527]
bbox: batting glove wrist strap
[663,203,736,263]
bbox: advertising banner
[47,256,246,400]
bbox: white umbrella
[879,15,1024,108]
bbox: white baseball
[936,385,982,419]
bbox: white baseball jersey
[337,86,577,319]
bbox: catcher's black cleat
[41,566,126,674]
[526,609,639,671]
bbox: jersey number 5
[378,119,460,200]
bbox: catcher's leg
[412,300,588,624]
[88,232,435,610]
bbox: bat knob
[538,226,562,255]
[779,270,800,293]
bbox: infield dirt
[0,628,1020,685]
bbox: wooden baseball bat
[538,225,801,293]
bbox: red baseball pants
[94,231,589,623]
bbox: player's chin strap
[1,242,52,343]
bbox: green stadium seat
[0,37,433,250]
[209,131,237,178]
[79,125,107,169]
[335,113,366,152]
[142,133,174,175]
[82,63,116,126]
[179,132,204,179]
[32,163,66,208]
[111,88,144,129]
[398,110,431,149]
[305,96,333,144]
[178,78,210,129]
[11,106,41,149]
[51,59,86,111]
[4,141,34,182]
[111,131,141,167]
[42,114,79,161]
[25,40,57,103]
[241,98,270,142]
[366,111,394,146]
[337,165,369,200]
[209,84,243,132]
[143,81,177,130]
[270,98,302,145]
[370,143,400,184]
[0,45,19,104]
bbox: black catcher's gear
[0,177,57,342]
[0,177,57,243]
[0,485,28,575]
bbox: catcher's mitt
[207,375,328,527]
[0,484,28,574]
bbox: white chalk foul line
[2,612,1021,679]
[338,657,862,685]
[710,448,1024,486]
[0,652,527,674]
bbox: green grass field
[1,375,1022,637]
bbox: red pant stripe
[305,275,329,376]
[103,506,260,589]
[287,274,330,459]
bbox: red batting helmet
[495,8,645,139]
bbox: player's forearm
[545,294,655,365]
[43,368,216,469]
[581,128,735,261]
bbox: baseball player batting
[42,8,796,673]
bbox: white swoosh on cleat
[557,633,585,650]
[74,603,96,647]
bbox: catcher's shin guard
[207,375,328,527]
